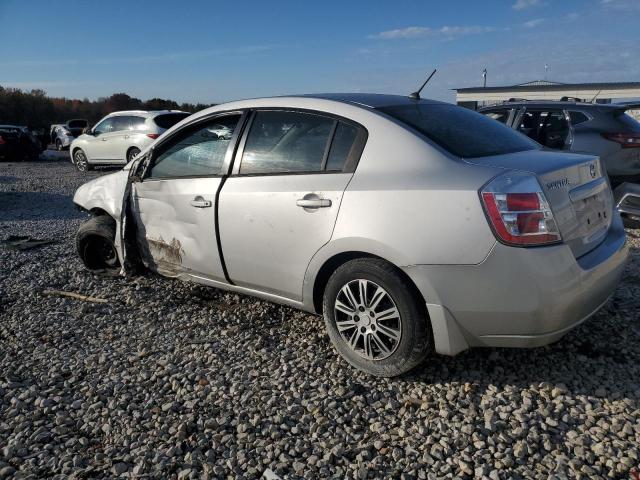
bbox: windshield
[379,103,538,158]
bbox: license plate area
[573,192,611,243]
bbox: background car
[0,125,42,161]
[479,100,640,186]
[50,124,75,150]
[72,94,627,377]
[66,119,89,137]
[70,110,190,171]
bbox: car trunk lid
[467,150,613,258]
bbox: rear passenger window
[154,113,190,129]
[111,116,131,132]
[326,122,359,171]
[240,111,334,174]
[569,111,589,125]
[131,116,147,131]
[149,115,240,178]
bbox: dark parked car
[0,125,42,161]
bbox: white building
[455,80,640,110]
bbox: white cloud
[601,0,640,10]
[513,0,541,10]
[372,25,494,40]
[523,18,545,28]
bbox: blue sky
[0,0,638,104]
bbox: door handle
[190,196,212,208]
[124,135,129,139]
[101,138,108,141]
[296,198,331,208]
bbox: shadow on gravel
[0,176,18,184]
[0,192,83,221]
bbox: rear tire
[76,216,120,274]
[127,147,141,163]
[322,258,431,377]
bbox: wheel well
[311,251,427,315]
[89,208,111,218]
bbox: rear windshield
[67,119,88,128]
[378,104,538,158]
[154,113,190,129]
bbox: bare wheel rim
[74,151,87,171]
[334,279,402,361]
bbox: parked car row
[0,125,43,161]
[72,93,628,377]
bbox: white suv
[70,110,190,171]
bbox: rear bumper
[404,214,628,355]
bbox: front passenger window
[93,118,114,135]
[149,115,240,179]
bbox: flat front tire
[76,216,120,273]
[322,258,431,377]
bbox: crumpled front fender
[73,170,131,271]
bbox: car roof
[106,110,188,117]
[298,93,448,108]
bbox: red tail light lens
[480,173,562,247]
[0,135,5,145]
[146,133,160,139]
[602,132,640,148]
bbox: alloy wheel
[334,279,402,360]
[74,150,88,171]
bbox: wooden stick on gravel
[42,290,109,304]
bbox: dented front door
[132,178,225,280]
[130,113,243,280]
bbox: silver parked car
[479,100,640,185]
[73,94,628,376]
[70,110,190,171]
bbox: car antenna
[409,69,437,100]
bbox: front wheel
[73,148,92,172]
[76,216,120,274]
[322,258,431,377]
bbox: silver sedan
[73,94,628,377]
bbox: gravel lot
[1,155,639,479]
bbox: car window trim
[141,110,248,182]
[230,107,368,177]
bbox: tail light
[146,133,160,139]
[0,135,4,145]
[480,172,562,246]
[602,132,640,148]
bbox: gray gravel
[1,155,639,479]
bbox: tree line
[0,86,215,129]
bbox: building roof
[455,81,640,93]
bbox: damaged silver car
[73,94,628,377]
